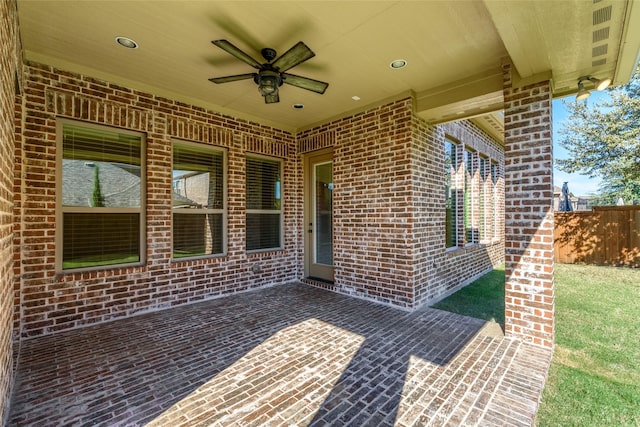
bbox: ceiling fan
[209,39,329,104]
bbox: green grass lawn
[432,265,505,324]
[536,264,640,427]
[432,263,640,426]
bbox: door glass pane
[314,162,333,266]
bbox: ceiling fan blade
[208,73,256,84]
[212,39,262,69]
[264,93,280,104]
[282,73,329,94]
[271,41,315,72]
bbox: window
[172,141,226,259]
[445,140,499,248]
[479,156,488,241]
[464,149,477,245]
[246,155,283,251]
[58,121,144,270]
[491,161,499,239]
[445,139,458,248]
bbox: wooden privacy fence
[554,206,640,267]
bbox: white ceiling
[17,1,640,133]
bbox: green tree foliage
[558,68,640,204]
[91,165,105,207]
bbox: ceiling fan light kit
[256,71,280,96]
[209,39,329,104]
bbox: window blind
[172,141,226,258]
[246,156,282,251]
[60,122,144,270]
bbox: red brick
[502,63,554,349]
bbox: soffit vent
[592,27,610,43]
[592,58,607,66]
[593,0,602,3]
[592,44,608,57]
[593,5,612,25]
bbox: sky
[552,90,609,197]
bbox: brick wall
[1,0,19,421]
[14,60,506,339]
[334,100,416,307]
[15,62,301,338]
[299,100,416,308]
[298,100,505,309]
[412,117,505,306]
[502,63,554,348]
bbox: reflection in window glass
[246,156,282,251]
[314,162,333,265]
[479,156,488,241]
[445,140,458,248]
[464,149,477,245]
[60,122,143,270]
[172,141,225,258]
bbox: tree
[557,68,640,204]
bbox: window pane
[63,213,140,269]
[63,124,141,165]
[246,156,282,251]
[246,213,281,251]
[173,144,224,209]
[62,160,141,208]
[445,140,457,248]
[173,213,223,258]
[464,150,477,244]
[63,124,142,208]
[60,122,143,271]
[172,142,226,258]
[315,162,333,265]
[247,157,281,210]
[479,157,487,240]
[491,162,498,239]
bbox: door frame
[303,148,334,282]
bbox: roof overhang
[16,1,640,132]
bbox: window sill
[171,253,227,264]
[247,249,286,258]
[445,246,465,257]
[446,241,494,257]
[56,261,146,277]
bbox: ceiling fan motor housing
[261,48,277,62]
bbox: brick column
[502,64,554,348]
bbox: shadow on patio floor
[9,283,551,426]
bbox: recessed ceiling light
[390,59,407,69]
[115,36,138,49]
[352,96,361,101]
[292,103,304,109]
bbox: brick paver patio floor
[9,283,552,426]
